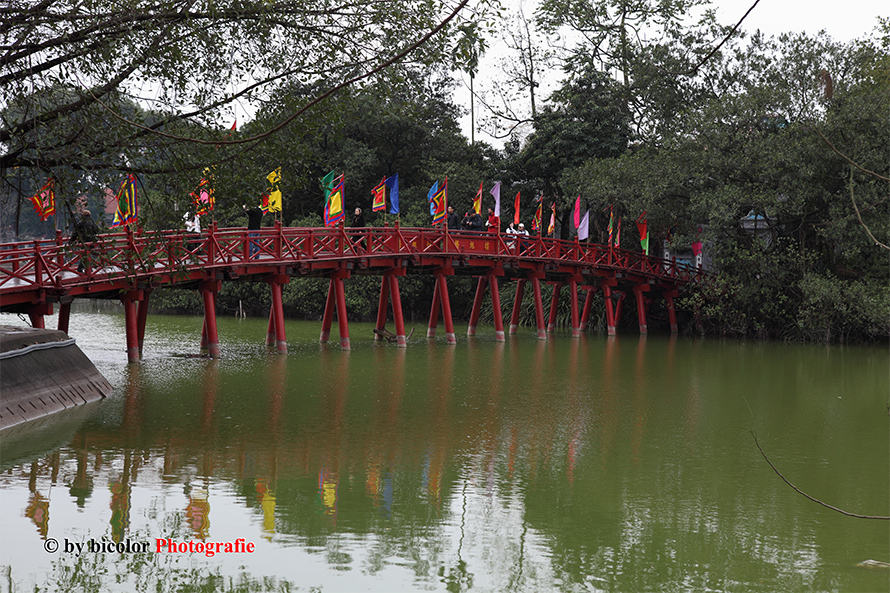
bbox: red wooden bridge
[0,222,704,361]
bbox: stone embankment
[0,325,112,430]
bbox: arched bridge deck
[0,223,704,360]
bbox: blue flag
[385,174,399,214]
[427,181,439,215]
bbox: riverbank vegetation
[2,2,887,343]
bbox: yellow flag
[266,168,282,213]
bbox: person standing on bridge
[351,207,366,251]
[446,205,461,230]
[69,210,99,273]
[242,203,263,258]
[485,207,498,233]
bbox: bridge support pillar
[467,276,488,336]
[389,273,407,347]
[427,278,440,338]
[547,283,562,332]
[509,279,526,335]
[57,300,71,334]
[489,273,504,342]
[27,302,51,329]
[137,291,151,357]
[376,274,391,341]
[633,284,651,335]
[603,285,618,336]
[200,281,221,359]
[266,275,289,354]
[320,280,336,343]
[321,270,351,350]
[437,272,456,344]
[580,287,595,330]
[531,276,547,340]
[568,277,581,337]
[663,290,679,333]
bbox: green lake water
[0,309,887,592]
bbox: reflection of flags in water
[429,178,447,225]
[111,174,138,227]
[263,168,282,213]
[318,468,338,522]
[371,177,386,212]
[29,177,55,221]
[473,182,482,214]
[636,211,648,254]
[385,174,399,214]
[547,203,555,235]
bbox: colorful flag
[111,174,138,227]
[324,173,345,226]
[607,205,614,246]
[372,177,387,212]
[427,181,438,215]
[636,212,648,254]
[532,200,542,232]
[429,178,447,225]
[578,209,590,241]
[473,182,483,214]
[513,192,521,225]
[264,168,282,213]
[547,203,555,236]
[192,168,214,216]
[490,181,501,217]
[29,177,55,221]
[573,195,581,229]
[615,217,621,248]
[385,174,399,214]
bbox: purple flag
[578,210,590,240]
[490,181,501,217]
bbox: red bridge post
[320,279,336,343]
[547,282,562,333]
[568,276,581,337]
[467,276,488,336]
[436,271,456,344]
[509,279,526,335]
[375,274,391,341]
[267,274,289,353]
[633,284,651,335]
[57,300,72,334]
[388,272,407,347]
[489,272,505,342]
[580,286,595,331]
[137,290,151,357]
[530,274,547,340]
[200,280,221,358]
[320,269,351,350]
[121,290,143,363]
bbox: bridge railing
[0,224,706,293]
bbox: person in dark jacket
[446,205,461,230]
[69,210,100,272]
[351,207,366,250]
[242,204,263,257]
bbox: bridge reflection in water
[0,223,703,360]
[3,327,886,592]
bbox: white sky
[461,0,887,146]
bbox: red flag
[573,195,581,229]
[371,177,386,212]
[513,192,521,225]
[636,211,649,254]
[547,203,555,235]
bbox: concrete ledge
[0,325,113,430]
